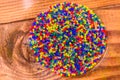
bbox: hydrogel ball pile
[29,2,107,76]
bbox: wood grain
[0,0,120,24]
[0,0,120,80]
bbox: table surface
[0,0,120,80]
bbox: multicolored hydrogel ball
[29,2,107,77]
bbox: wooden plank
[0,0,120,24]
[0,19,120,80]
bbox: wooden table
[0,0,120,80]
